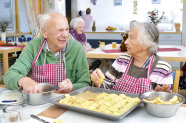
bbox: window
[0,0,15,33]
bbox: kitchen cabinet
[86,31,182,46]
[159,33,182,45]
[159,32,182,70]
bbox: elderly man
[3,12,90,93]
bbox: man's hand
[18,77,42,93]
[58,79,73,93]
[155,84,172,93]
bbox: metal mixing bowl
[139,91,185,118]
[22,83,57,105]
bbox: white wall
[73,0,183,30]
[182,0,186,44]
[55,0,66,16]
[71,0,78,18]
[71,0,90,18]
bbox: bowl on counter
[139,91,185,118]
[22,83,57,105]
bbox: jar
[99,42,105,49]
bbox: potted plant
[147,9,165,25]
[0,20,9,42]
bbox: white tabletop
[0,87,61,122]
[1,87,186,123]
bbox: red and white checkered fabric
[30,39,67,86]
[112,55,155,94]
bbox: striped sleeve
[111,53,131,73]
[100,53,131,89]
[150,60,173,85]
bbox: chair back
[173,70,181,93]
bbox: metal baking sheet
[52,86,141,120]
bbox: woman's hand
[18,77,42,93]
[155,84,172,93]
[58,79,73,93]
[90,68,104,87]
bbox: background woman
[70,17,93,52]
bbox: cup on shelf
[112,42,117,49]
[99,41,105,49]
[174,23,181,32]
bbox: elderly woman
[91,21,173,94]
[69,17,92,52]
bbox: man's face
[43,16,69,52]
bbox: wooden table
[0,47,22,75]
[86,44,186,62]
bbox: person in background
[3,12,90,93]
[69,17,93,52]
[82,8,93,32]
[76,10,82,17]
[90,20,173,94]
[70,17,103,72]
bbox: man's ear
[41,28,47,38]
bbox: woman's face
[75,21,84,34]
[124,27,144,56]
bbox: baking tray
[52,86,141,120]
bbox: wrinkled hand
[18,77,42,93]
[155,84,172,93]
[90,68,104,87]
[58,79,73,93]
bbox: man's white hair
[39,14,51,29]
[70,17,85,29]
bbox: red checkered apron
[112,55,155,94]
[30,39,67,86]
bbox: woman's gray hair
[130,20,159,53]
[70,17,85,29]
[39,14,51,29]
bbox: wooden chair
[173,70,181,93]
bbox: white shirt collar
[44,41,59,57]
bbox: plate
[0,90,24,105]
[52,86,141,120]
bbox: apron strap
[147,54,155,78]
[33,39,64,65]
[124,56,133,74]
[125,54,155,78]
[59,49,63,64]
[33,39,47,64]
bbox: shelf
[0,32,32,38]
